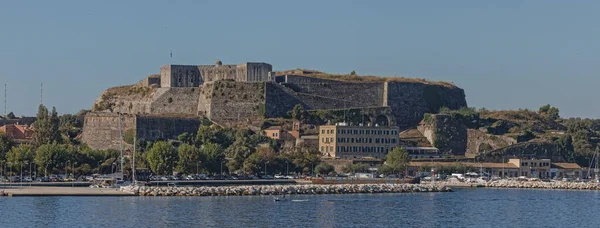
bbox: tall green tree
[176,143,202,174]
[34,143,70,176]
[146,141,177,175]
[199,143,224,174]
[385,147,410,176]
[225,140,254,173]
[50,107,61,142]
[5,144,34,169]
[33,105,62,146]
[0,132,14,160]
[242,147,277,175]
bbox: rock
[120,183,452,197]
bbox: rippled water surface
[2,188,600,227]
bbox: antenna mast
[40,83,43,104]
[4,83,6,117]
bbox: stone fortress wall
[84,60,467,149]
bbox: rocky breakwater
[486,180,600,190]
[120,184,451,196]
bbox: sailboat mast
[118,105,124,180]
[595,146,599,181]
[132,137,136,183]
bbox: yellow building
[318,123,399,159]
[408,158,581,179]
[508,158,552,178]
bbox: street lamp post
[8,162,12,187]
[29,161,32,187]
[66,161,70,183]
[220,161,225,176]
[197,161,201,175]
[20,161,23,188]
[72,162,76,188]
[264,162,268,177]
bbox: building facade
[318,123,400,159]
[408,158,581,179]
[0,123,35,143]
[405,147,441,159]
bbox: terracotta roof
[410,161,519,169]
[551,163,581,169]
[264,126,282,131]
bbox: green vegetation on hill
[276,69,457,88]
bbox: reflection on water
[1,188,600,227]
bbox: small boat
[291,199,308,202]
[274,194,287,202]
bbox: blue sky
[1,1,599,118]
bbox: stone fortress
[82,60,467,151]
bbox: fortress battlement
[84,61,467,150]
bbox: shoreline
[0,184,450,197]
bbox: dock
[0,187,134,197]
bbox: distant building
[158,60,273,88]
[318,123,400,159]
[404,147,441,159]
[264,126,283,140]
[263,124,300,141]
[408,158,581,179]
[0,123,35,143]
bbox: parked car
[274,174,285,179]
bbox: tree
[0,132,14,160]
[123,129,136,145]
[196,125,217,146]
[34,143,70,176]
[49,107,61,142]
[283,145,321,174]
[33,105,61,146]
[176,143,202,174]
[6,112,16,119]
[314,162,334,176]
[341,163,369,174]
[59,114,81,138]
[146,141,177,175]
[350,70,356,76]
[378,164,394,175]
[242,147,277,175]
[225,140,254,173]
[177,132,195,145]
[538,104,560,120]
[5,144,34,169]
[385,147,410,176]
[289,104,307,122]
[198,143,223,174]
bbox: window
[321,146,324,152]
[322,130,325,134]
